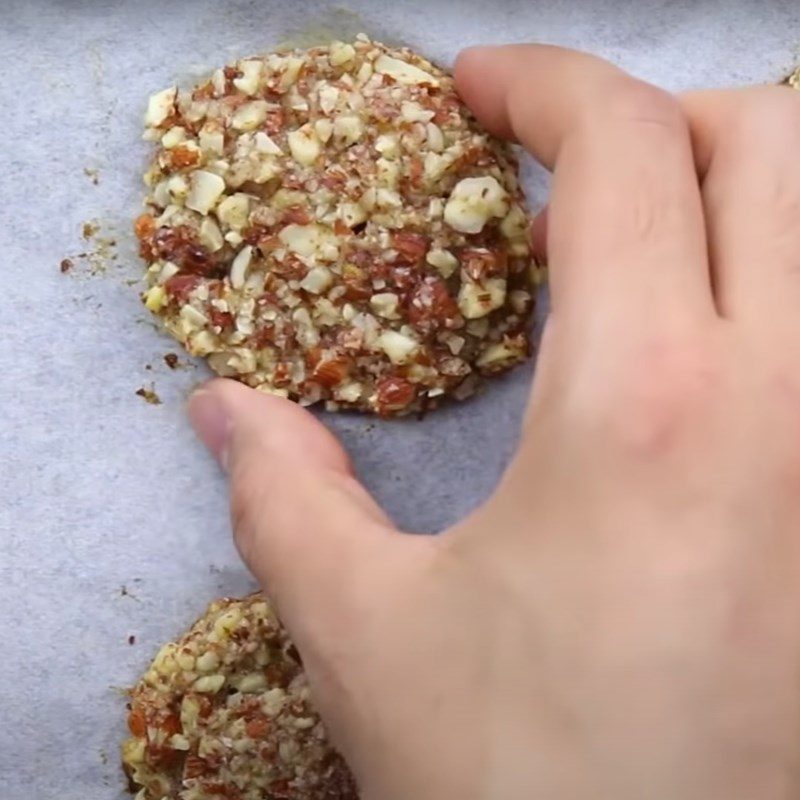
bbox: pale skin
[189,45,800,799]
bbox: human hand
[189,45,800,800]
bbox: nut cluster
[122,594,357,800]
[136,36,537,414]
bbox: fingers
[188,379,413,642]
[455,45,715,341]
[682,87,800,328]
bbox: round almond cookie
[136,35,536,415]
[122,594,357,800]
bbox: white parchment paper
[1,1,799,797]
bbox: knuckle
[718,89,800,252]
[228,466,266,565]
[576,335,723,459]
[575,80,688,247]
[618,342,721,456]
[731,86,800,142]
[600,77,684,133]
[762,170,800,217]
[626,178,675,246]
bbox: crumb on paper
[63,220,120,277]
[120,584,142,601]
[128,635,136,646]
[135,385,162,405]
[162,353,196,371]
[83,220,100,239]
[84,167,100,185]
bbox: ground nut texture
[122,594,357,800]
[136,36,536,415]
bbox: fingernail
[530,206,548,263]
[188,388,232,471]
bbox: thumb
[188,378,413,644]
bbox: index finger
[455,45,716,347]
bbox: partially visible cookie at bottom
[122,594,356,800]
